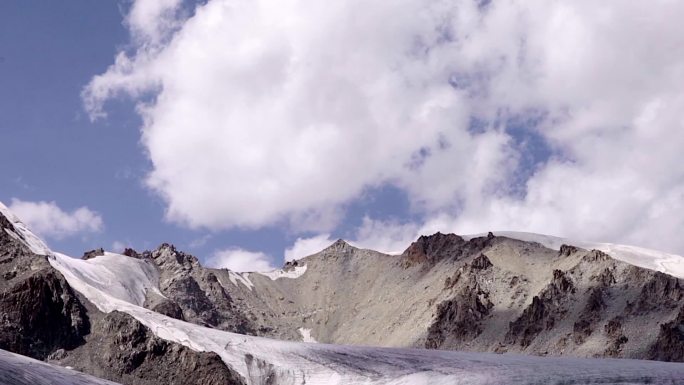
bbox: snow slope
[48,252,684,385]
[0,349,120,385]
[49,251,163,308]
[464,231,684,279]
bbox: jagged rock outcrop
[0,270,90,359]
[426,255,496,349]
[400,232,500,268]
[82,248,105,260]
[647,307,684,361]
[56,311,245,385]
[505,270,576,348]
[402,232,466,267]
[471,254,493,270]
[147,244,255,334]
[572,287,606,344]
[0,219,89,360]
[149,299,185,321]
[1,209,247,385]
[122,248,141,259]
[632,272,683,313]
[559,244,580,257]
[603,316,629,357]
[426,281,493,348]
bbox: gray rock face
[55,311,245,385]
[119,233,684,363]
[146,244,255,334]
[648,306,684,361]
[0,211,246,385]
[426,281,493,348]
[505,269,576,348]
[0,219,89,360]
[0,270,90,359]
[401,232,467,267]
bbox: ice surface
[0,349,120,385]
[0,201,52,256]
[464,231,684,279]
[257,264,308,280]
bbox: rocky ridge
[1,201,684,385]
[0,209,246,385]
[112,231,684,362]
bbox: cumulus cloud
[8,199,103,239]
[84,0,512,231]
[284,233,334,261]
[286,216,459,257]
[206,248,275,272]
[87,1,684,253]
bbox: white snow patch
[257,264,308,280]
[464,231,684,279]
[298,327,317,343]
[0,201,52,256]
[49,252,160,308]
[227,271,254,291]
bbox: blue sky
[0,1,280,260]
[2,1,684,269]
[0,0,416,264]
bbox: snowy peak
[0,201,52,256]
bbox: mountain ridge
[1,201,683,384]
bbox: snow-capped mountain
[1,201,683,384]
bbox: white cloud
[350,217,420,254]
[206,248,275,272]
[8,199,103,240]
[83,0,512,231]
[126,0,182,43]
[111,240,126,252]
[87,1,684,254]
[284,233,334,261]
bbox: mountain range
[0,201,683,384]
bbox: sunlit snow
[257,264,308,280]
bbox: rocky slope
[121,232,684,362]
[0,204,246,385]
[1,201,684,384]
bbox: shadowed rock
[82,248,105,260]
[401,232,471,268]
[57,311,245,385]
[505,270,575,348]
[648,307,684,362]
